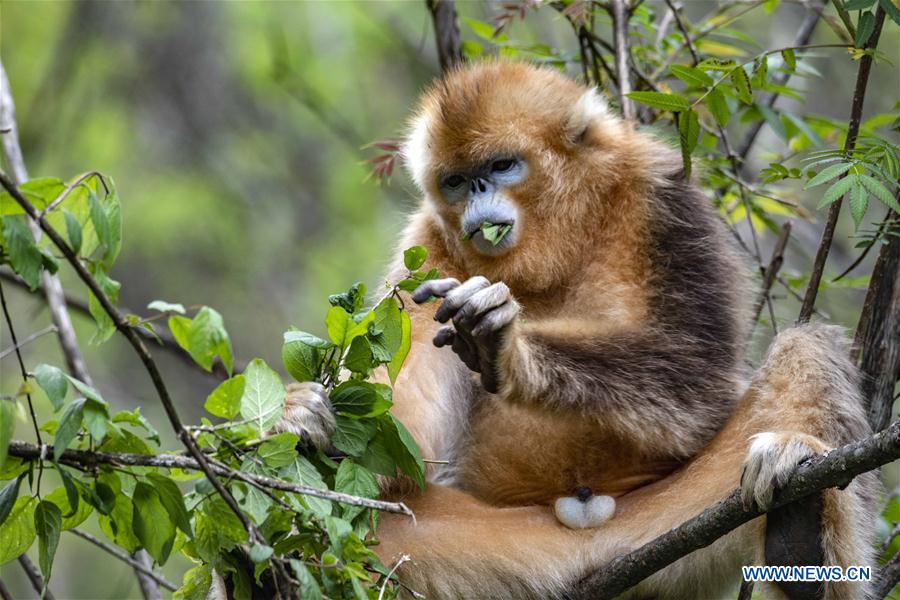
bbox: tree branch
[7,440,415,517]
[609,0,634,121]
[797,6,886,323]
[874,549,900,600]
[750,221,792,328]
[0,170,258,543]
[425,0,463,73]
[576,418,900,599]
[17,554,55,600]
[68,529,177,592]
[853,209,900,432]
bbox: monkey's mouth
[462,220,517,255]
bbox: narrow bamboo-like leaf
[63,209,82,255]
[878,0,900,25]
[858,174,900,211]
[730,68,753,104]
[854,11,876,46]
[848,181,869,228]
[817,175,857,208]
[669,65,714,87]
[0,475,23,526]
[805,162,854,188]
[625,91,690,112]
[705,89,730,127]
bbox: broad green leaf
[282,330,331,382]
[33,364,68,412]
[879,0,900,25]
[34,500,62,589]
[805,162,854,188]
[236,459,271,525]
[331,381,392,418]
[386,416,426,489]
[763,0,780,14]
[331,416,376,457]
[174,564,212,600]
[859,174,900,211]
[83,398,110,441]
[88,189,111,259]
[387,311,412,384]
[204,375,245,419]
[249,543,274,563]
[705,89,730,127]
[849,180,869,227]
[98,493,141,552]
[325,306,351,347]
[1,400,15,468]
[240,358,285,432]
[54,398,86,460]
[625,91,690,112]
[290,560,323,600]
[279,456,331,517]
[45,485,91,530]
[817,175,857,208]
[344,336,374,374]
[2,215,43,290]
[133,481,176,563]
[372,296,403,358]
[63,209,82,254]
[669,65,714,87]
[111,408,161,445]
[730,68,753,104]
[53,463,79,517]
[145,473,192,535]
[0,475,23,526]
[257,432,299,468]
[403,246,428,270]
[334,461,378,522]
[0,177,61,215]
[147,300,185,314]
[844,0,876,8]
[0,496,36,564]
[855,11,876,47]
[101,183,122,267]
[328,282,366,314]
[87,264,120,344]
[168,307,234,375]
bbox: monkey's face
[436,155,527,257]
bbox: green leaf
[848,180,869,227]
[331,381,392,418]
[282,331,331,382]
[344,336,374,374]
[147,300,185,314]
[372,297,403,357]
[781,49,796,71]
[757,106,787,141]
[403,246,428,270]
[858,173,900,212]
[730,68,753,104]
[144,473,192,536]
[54,398,86,461]
[480,222,512,246]
[855,11,876,46]
[0,400,14,469]
[879,0,900,25]
[53,463,79,517]
[88,189,111,258]
[63,209,82,255]
[45,484,91,530]
[328,282,367,314]
[111,408,161,445]
[677,109,700,179]
[133,481,176,564]
[334,461,379,522]
[752,55,769,87]
[386,416,426,489]
[257,432,300,468]
[705,88,730,127]
[87,264,120,344]
[279,456,331,517]
[0,475,23,527]
[289,560,323,600]
[0,496,36,565]
[669,65,714,87]
[697,58,738,71]
[844,0,876,8]
[2,215,43,290]
[204,375,245,420]
[625,91,690,112]
[763,0,780,14]
[34,500,62,590]
[101,183,122,267]
[331,416,376,457]
[174,564,212,600]
[249,543,274,563]
[98,493,140,553]
[240,358,285,432]
[33,364,68,412]
[817,174,857,208]
[783,113,824,147]
[168,307,234,375]
[325,306,351,347]
[805,162,854,188]
[83,398,110,441]
[387,311,411,384]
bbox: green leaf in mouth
[460,222,513,245]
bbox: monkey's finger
[470,300,520,337]
[412,278,461,304]
[433,326,456,348]
[453,283,514,330]
[452,334,481,373]
[435,276,491,323]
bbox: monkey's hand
[271,382,336,450]
[412,276,520,393]
[740,431,831,510]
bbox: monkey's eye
[442,174,466,188]
[491,159,516,173]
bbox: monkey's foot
[740,431,831,511]
[554,489,615,529]
[270,382,336,450]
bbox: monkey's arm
[414,277,737,456]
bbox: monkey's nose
[470,177,488,194]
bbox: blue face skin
[438,157,527,257]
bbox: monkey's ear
[564,88,608,144]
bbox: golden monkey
[277,61,877,599]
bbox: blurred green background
[0,1,896,597]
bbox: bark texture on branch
[426,0,462,73]
[575,418,900,599]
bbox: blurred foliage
[0,0,898,598]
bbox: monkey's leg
[377,325,878,600]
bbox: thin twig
[609,0,634,120]
[737,579,754,600]
[0,324,57,360]
[0,171,258,542]
[17,554,55,600]
[664,0,698,65]
[797,7,886,324]
[426,0,463,73]
[873,550,900,600]
[576,418,900,599]
[7,440,416,517]
[750,222,792,328]
[68,529,177,591]
[0,578,13,600]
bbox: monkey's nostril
[575,487,593,502]
[478,179,487,193]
